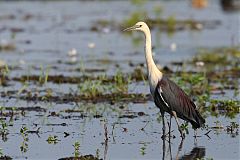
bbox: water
[0,0,239,159]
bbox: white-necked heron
[124,22,205,138]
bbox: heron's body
[124,22,205,138]
[154,75,205,129]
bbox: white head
[123,21,149,33]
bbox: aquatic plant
[39,65,50,85]
[113,70,130,93]
[0,64,9,86]
[78,80,104,98]
[192,47,240,67]
[131,0,148,6]
[20,126,29,153]
[193,50,228,64]
[95,149,100,159]
[17,83,28,95]
[180,122,189,134]
[0,120,8,135]
[209,99,239,118]
[123,11,148,27]
[166,15,176,35]
[174,72,209,96]
[73,141,80,158]
[47,135,59,144]
[140,143,147,155]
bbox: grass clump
[193,50,228,64]
[174,72,209,96]
[0,64,9,86]
[123,11,148,27]
[208,99,239,118]
[192,47,240,65]
[78,80,104,98]
[113,70,130,93]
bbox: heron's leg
[194,129,197,137]
[168,115,172,137]
[172,111,185,139]
[194,129,197,145]
[175,138,184,160]
[162,137,166,160]
[160,111,166,138]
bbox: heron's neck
[144,30,162,78]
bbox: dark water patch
[46,123,67,126]
[59,155,101,160]
[0,106,46,118]
[0,155,12,160]
[179,147,205,160]
[4,106,47,112]
[16,93,151,104]
[68,68,106,73]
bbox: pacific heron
[124,22,205,138]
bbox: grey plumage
[154,75,205,129]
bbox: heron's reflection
[162,138,205,160]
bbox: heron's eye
[139,25,142,27]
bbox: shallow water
[0,0,239,159]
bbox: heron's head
[123,22,148,32]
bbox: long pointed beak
[123,25,139,31]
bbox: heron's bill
[123,25,139,31]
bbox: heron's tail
[190,110,205,129]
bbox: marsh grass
[47,135,59,144]
[0,64,9,86]
[192,47,240,66]
[174,72,210,96]
[20,126,29,153]
[73,141,80,158]
[39,65,50,85]
[78,80,105,98]
[113,70,130,93]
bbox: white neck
[144,29,156,71]
[143,27,162,94]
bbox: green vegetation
[180,122,189,134]
[20,126,29,153]
[39,65,50,85]
[140,143,147,155]
[73,141,80,158]
[208,99,239,118]
[113,70,130,93]
[47,135,59,144]
[192,47,240,67]
[78,80,104,98]
[0,120,8,139]
[0,64,10,86]
[123,11,148,27]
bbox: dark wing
[156,76,205,128]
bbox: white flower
[195,61,205,67]
[88,42,95,49]
[170,43,177,52]
[67,48,77,57]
